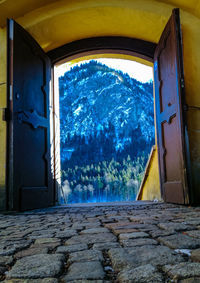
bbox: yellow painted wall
[0,27,7,210]
[137,147,162,201]
[0,0,200,207]
[181,11,200,201]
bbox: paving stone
[7,254,64,278]
[158,222,191,232]
[54,230,77,238]
[62,261,105,281]
[28,233,56,239]
[71,224,85,230]
[101,218,115,224]
[14,248,49,259]
[118,264,163,283]
[158,234,200,249]
[148,228,174,238]
[84,223,102,229]
[56,244,88,253]
[0,241,32,256]
[118,223,156,232]
[68,250,103,263]
[108,245,183,271]
[65,233,116,245]
[112,228,138,235]
[80,228,109,234]
[129,216,157,223]
[174,249,191,257]
[92,242,120,250]
[9,231,30,238]
[34,238,60,244]
[104,222,131,229]
[179,278,200,283]
[163,262,200,280]
[0,266,7,274]
[121,238,158,247]
[2,279,58,283]
[191,249,200,262]
[186,230,200,238]
[118,231,149,240]
[184,219,200,226]
[65,281,105,283]
[0,256,13,265]
[31,238,61,249]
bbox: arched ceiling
[0,0,199,52]
[0,0,200,26]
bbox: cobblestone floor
[1,201,200,282]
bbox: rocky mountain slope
[59,60,155,155]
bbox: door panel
[154,9,189,204]
[7,19,53,211]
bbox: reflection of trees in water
[61,155,147,204]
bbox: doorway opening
[54,57,155,204]
[5,9,190,211]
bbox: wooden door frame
[47,33,191,204]
[47,36,156,64]
[47,36,157,205]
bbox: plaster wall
[0,27,6,210]
[138,147,161,201]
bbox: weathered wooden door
[7,19,54,211]
[154,9,189,204]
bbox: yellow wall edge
[137,146,161,201]
[0,27,7,210]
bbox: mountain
[58,60,155,203]
[59,60,154,148]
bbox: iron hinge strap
[184,105,200,111]
[2,108,11,121]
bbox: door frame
[47,36,156,65]
[47,33,191,204]
[48,36,157,205]
[5,10,192,210]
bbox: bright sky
[56,58,153,83]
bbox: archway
[5,8,191,211]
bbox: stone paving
[1,202,200,282]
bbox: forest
[59,60,155,203]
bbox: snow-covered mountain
[59,60,155,155]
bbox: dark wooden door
[154,9,189,204]
[7,19,54,211]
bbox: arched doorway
[6,9,190,211]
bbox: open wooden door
[7,20,54,211]
[154,9,189,204]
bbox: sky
[56,58,153,83]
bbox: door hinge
[183,104,188,111]
[180,78,185,88]
[2,108,11,121]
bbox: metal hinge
[180,78,185,88]
[2,108,11,121]
[183,104,188,111]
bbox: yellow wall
[0,0,200,207]
[0,27,7,210]
[137,147,161,201]
[181,11,200,201]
